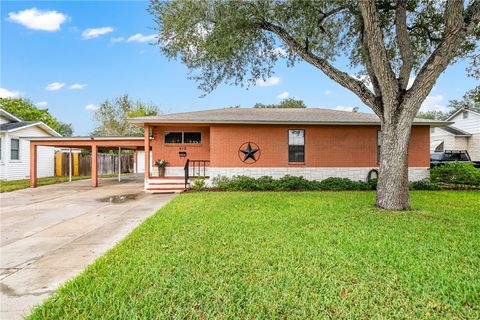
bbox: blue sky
[1,1,477,135]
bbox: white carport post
[118,147,121,182]
[68,148,72,182]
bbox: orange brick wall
[151,125,210,167]
[209,124,430,168]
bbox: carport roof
[27,136,146,149]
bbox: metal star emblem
[240,143,259,162]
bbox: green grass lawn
[29,191,480,319]
[0,174,121,193]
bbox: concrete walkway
[0,176,177,319]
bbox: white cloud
[335,105,355,112]
[277,91,289,99]
[420,94,448,113]
[0,88,22,98]
[324,90,332,96]
[8,8,67,31]
[69,83,87,90]
[256,76,281,87]
[45,82,65,91]
[84,104,98,111]
[127,33,157,43]
[82,27,114,39]
[36,101,48,108]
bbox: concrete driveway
[0,175,177,319]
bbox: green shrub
[210,175,377,191]
[275,175,315,191]
[317,177,371,191]
[431,162,480,185]
[190,178,207,191]
[409,179,440,190]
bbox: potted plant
[154,159,168,177]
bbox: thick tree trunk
[376,116,412,210]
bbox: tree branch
[257,20,380,115]
[395,0,413,90]
[358,1,398,107]
[464,0,480,34]
[404,0,467,119]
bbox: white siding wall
[450,110,480,134]
[0,126,55,180]
[467,134,480,161]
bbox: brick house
[129,108,446,192]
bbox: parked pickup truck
[430,150,480,168]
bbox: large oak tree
[150,0,480,210]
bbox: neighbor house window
[164,131,202,144]
[11,138,19,160]
[463,111,469,119]
[430,127,435,134]
[377,131,382,163]
[288,129,304,162]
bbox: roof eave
[128,118,452,126]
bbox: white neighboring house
[430,107,480,161]
[0,109,61,181]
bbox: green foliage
[448,85,480,113]
[431,162,480,185]
[415,110,449,120]
[190,178,207,191]
[150,0,479,94]
[0,98,73,136]
[254,98,306,109]
[211,175,376,191]
[28,192,480,319]
[409,179,440,190]
[92,94,160,136]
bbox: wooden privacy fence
[55,152,134,177]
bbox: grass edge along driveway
[28,191,480,319]
[0,174,120,193]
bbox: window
[377,131,382,163]
[164,132,182,144]
[164,131,202,144]
[288,129,304,162]
[11,138,19,160]
[430,127,435,134]
[463,111,469,119]
[183,132,202,144]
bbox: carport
[28,137,148,188]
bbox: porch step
[146,177,187,193]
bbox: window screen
[164,132,182,144]
[11,138,19,160]
[288,130,304,162]
[183,132,202,144]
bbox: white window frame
[10,137,20,161]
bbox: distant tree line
[0,98,73,136]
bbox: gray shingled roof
[0,121,39,131]
[441,125,471,136]
[129,107,449,125]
